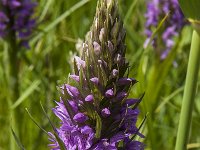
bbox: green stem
[6,31,20,150]
[175,30,200,150]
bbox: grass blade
[144,13,169,51]
[31,0,90,45]
[25,108,49,135]
[38,0,53,22]
[11,128,25,150]
[40,102,67,150]
[11,80,41,109]
[124,0,138,25]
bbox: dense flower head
[144,0,186,59]
[48,0,144,149]
[0,0,36,48]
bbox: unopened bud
[108,41,114,52]
[114,54,122,64]
[99,28,105,42]
[93,41,101,55]
[112,69,118,78]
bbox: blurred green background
[0,0,200,149]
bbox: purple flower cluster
[48,99,94,150]
[0,0,36,47]
[48,0,144,149]
[144,0,185,59]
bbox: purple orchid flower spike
[49,0,145,149]
[144,0,186,59]
[0,0,37,48]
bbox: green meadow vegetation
[0,0,200,149]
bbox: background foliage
[0,0,200,149]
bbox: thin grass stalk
[175,30,200,150]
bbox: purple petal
[73,113,88,123]
[93,41,101,55]
[99,28,105,42]
[80,125,93,134]
[118,78,137,86]
[85,94,94,102]
[75,56,86,69]
[125,98,139,106]
[90,77,99,84]
[69,74,80,82]
[111,69,118,78]
[116,92,127,101]
[108,41,114,52]
[105,89,114,98]
[65,84,80,98]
